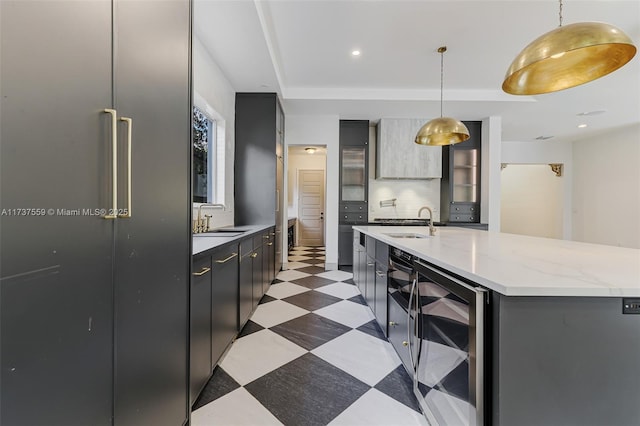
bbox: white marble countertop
[354,225,640,297]
[192,224,272,255]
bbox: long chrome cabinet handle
[119,117,132,218]
[103,109,118,219]
[192,267,211,276]
[215,252,238,264]
[407,277,417,373]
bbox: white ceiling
[194,0,640,143]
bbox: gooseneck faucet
[194,203,225,233]
[417,206,437,236]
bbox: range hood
[376,118,442,179]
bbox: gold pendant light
[503,0,636,95]
[415,46,469,146]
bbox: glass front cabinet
[441,121,481,223]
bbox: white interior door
[298,169,325,247]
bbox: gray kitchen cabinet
[252,234,265,306]
[374,241,389,335]
[0,1,190,425]
[210,244,239,369]
[234,93,284,274]
[338,120,369,266]
[190,256,212,405]
[376,118,442,179]
[239,238,255,328]
[441,121,482,223]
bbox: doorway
[500,163,564,239]
[287,146,327,248]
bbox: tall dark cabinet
[0,1,191,425]
[338,120,369,266]
[441,121,482,224]
[234,93,284,273]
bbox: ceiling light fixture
[502,0,636,95]
[305,147,316,154]
[535,135,554,140]
[351,50,361,56]
[578,124,588,128]
[415,46,469,146]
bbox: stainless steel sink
[383,232,429,239]
[194,229,245,237]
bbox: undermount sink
[383,232,429,239]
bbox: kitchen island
[354,225,640,426]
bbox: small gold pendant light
[503,0,636,95]
[415,46,470,146]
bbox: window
[193,106,215,203]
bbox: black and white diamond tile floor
[192,247,427,426]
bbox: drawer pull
[193,267,211,276]
[389,321,397,327]
[215,252,238,264]
[402,341,409,347]
[251,252,258,258]
[375,271,386,278]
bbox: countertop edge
[354,225,640,298]
[192,224,273,256]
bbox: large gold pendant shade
[415,46,470,146]
[503,22,636,95]
[415,117,469,146]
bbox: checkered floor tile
[192,247,426,426]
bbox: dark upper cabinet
[0,1,190,425]
[441,121,482,223]
[235,93,284,273]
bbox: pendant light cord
[439,48,444,118]
[558,0,563,27]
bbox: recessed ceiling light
[577,110,606,116]
[535,135,554,140]
[351,50,361,56]
[578,124,588,128]
[305,147,316,154]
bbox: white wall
[572,123,640,248]
[501,164,564,239]
[482,116,502,230]
[285,115,340,269]
[501,138,572,239]
[192,36,235,228]
[367,126,441,221]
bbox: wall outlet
[622,298,640,314]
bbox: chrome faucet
[418,206,437,236]
[195,203,225,233]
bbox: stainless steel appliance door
[413,260,487,426]
[388,256,414,311]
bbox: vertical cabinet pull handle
[104,109,118,219]
[407,277,417,372]
[119,117,132,218]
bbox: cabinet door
[112,1,191,424]
[338,225,354,266]
[365,256,376,310]
[239,253,254,328]
[252,244,263,307]
[374,262,388,336]
[0,2,114,425]
[211,246,239,367]
[190,257,212,405]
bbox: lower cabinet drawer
[449,214,478,222]
[340,212,367,223]
[387,296,411,373]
